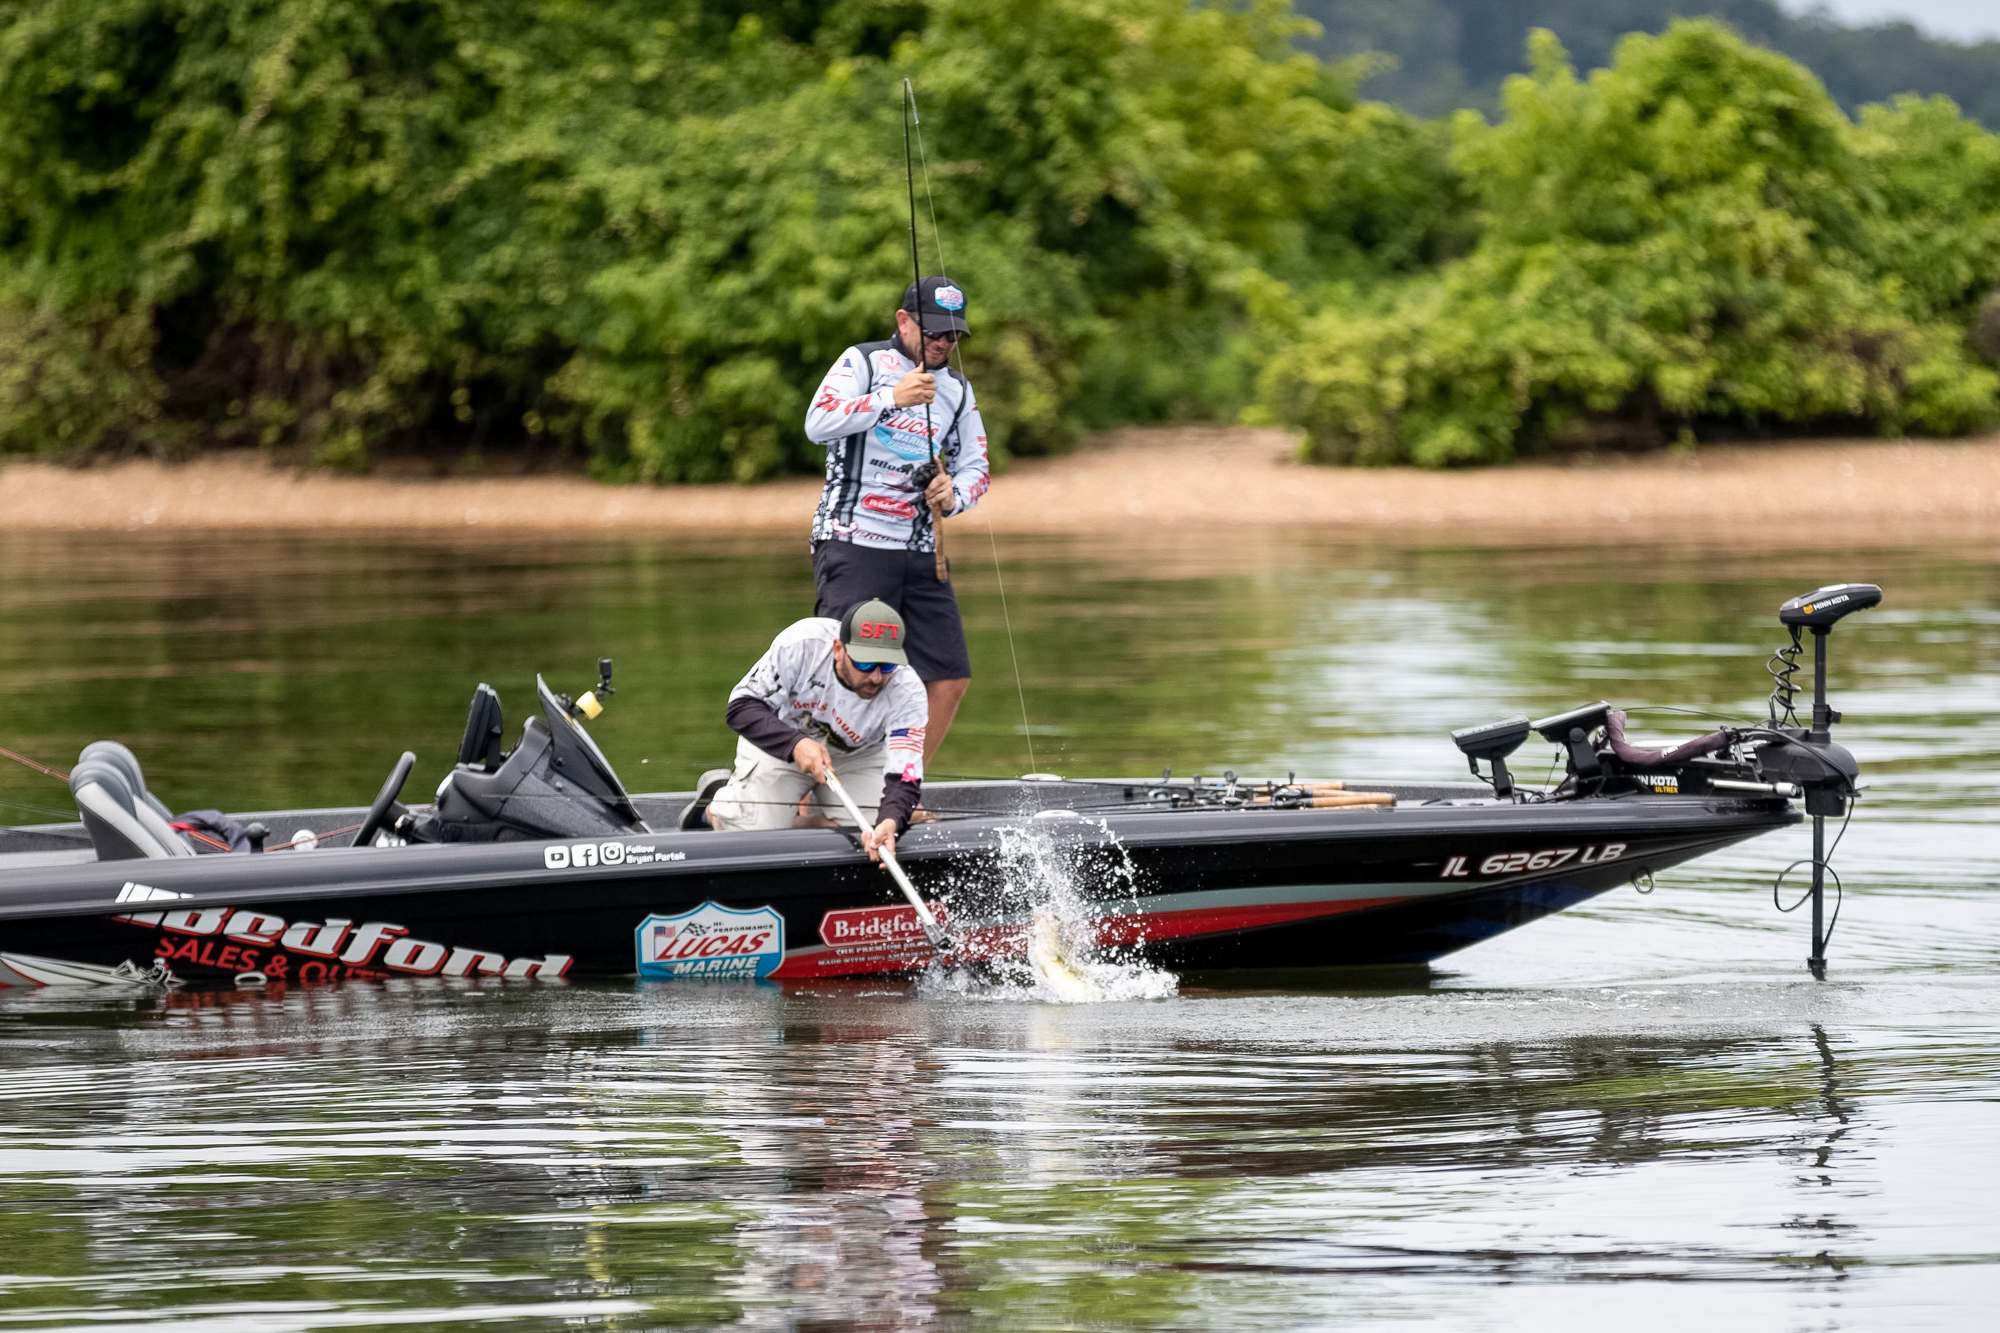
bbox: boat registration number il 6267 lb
[1439,844,1626,879]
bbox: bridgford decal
[767,903,948,978]
[107,906,570,984]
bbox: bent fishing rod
[903,77,949,583]
[822,768,951,952]
[902,77,1041,773]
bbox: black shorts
[813,540,971,681]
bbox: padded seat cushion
[70,751,194,861]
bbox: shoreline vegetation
[6,427,1995,544]
[3,7,1998,482]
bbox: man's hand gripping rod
[822,769,951,953]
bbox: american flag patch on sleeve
[887,727,925,783]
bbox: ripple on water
[0,535,1996,1329]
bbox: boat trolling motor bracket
[1443,584,1879,979]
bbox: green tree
[0,0,1450,478]
[1260,21,2000,466]
[1295,0,2000,129]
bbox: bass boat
[0,585,1877,989]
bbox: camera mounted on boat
[557,659,617,721]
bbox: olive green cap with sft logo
[839,599,909,665]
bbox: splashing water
[926,812,1178,1003]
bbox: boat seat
[78,740,178,823]
[677,769,733,830]
[456,684,505,771]
[70,748,195,861]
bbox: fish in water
[1028,909,1105,1002]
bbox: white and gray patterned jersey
[805,338,990,551]
[727,618,928,782]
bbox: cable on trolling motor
[1770,801,1854,946]
[1767,627,1806,727]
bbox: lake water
[1,527,1996,1330]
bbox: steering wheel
[353,751,417,849]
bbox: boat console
[416,669,647,842]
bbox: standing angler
[804,276,989,767]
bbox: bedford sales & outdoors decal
[636,902,785,980]
[106,902,570,984]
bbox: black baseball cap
[900,276,970,336]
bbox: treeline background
[1,0,1997,478]
[1297,0,2000,125]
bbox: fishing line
[0,797,78,819]
[907,81,1038,773]
[1621,703,1745,726]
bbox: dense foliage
[1298,0,2000,128]
[1262,23,2000,465]
[0,0,1451,477]
[0,3,1995,475]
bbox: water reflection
[6,979,1998,1329]
[1,529,1996,1328]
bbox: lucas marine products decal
[636,902,785,980]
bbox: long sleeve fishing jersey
[723,618,927,830]
[805,338,990,552]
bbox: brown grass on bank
[2,427,1998,544]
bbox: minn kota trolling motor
[1759,582,1882,976]
[1449,583,1880,977]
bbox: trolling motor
[1758,583,1882,976]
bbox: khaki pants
[706,736,886,832]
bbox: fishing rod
[903,77,948,583]
[902,78,1039,774]
[822,768,951,952]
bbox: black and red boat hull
[0,784,1797,987]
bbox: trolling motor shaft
[1770,583,1881,977]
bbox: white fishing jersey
[727,618,928,783]
[805,338,990,551]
